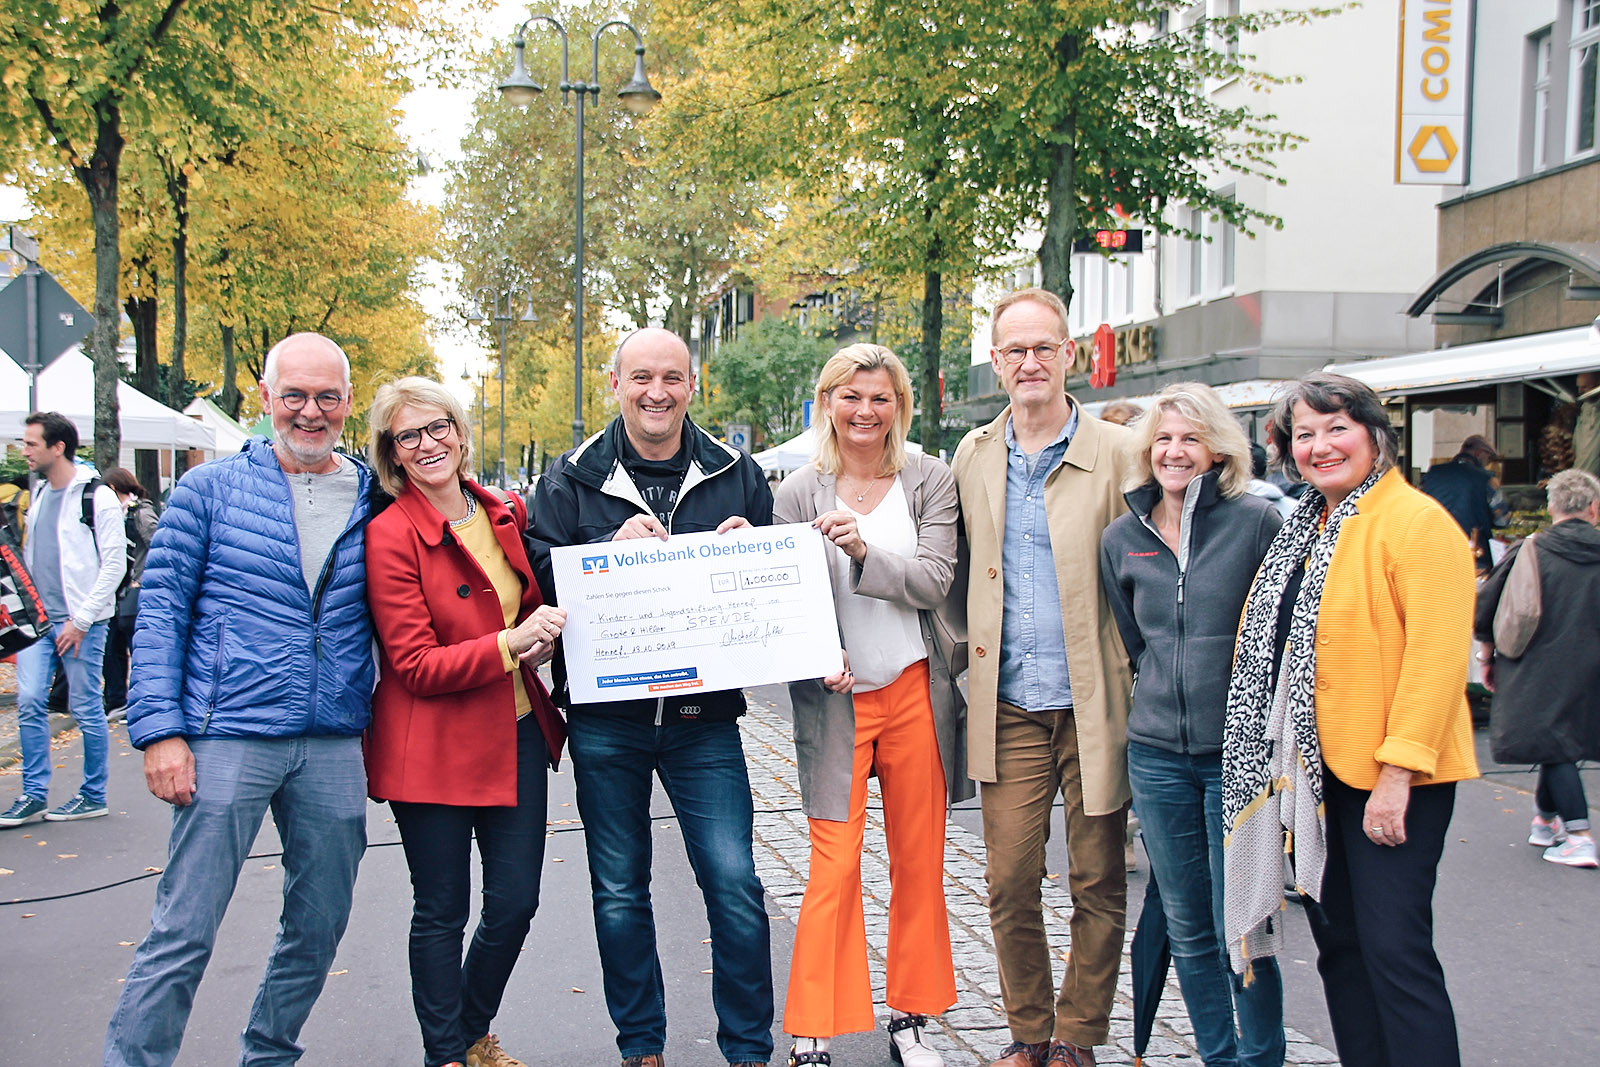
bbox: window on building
[1186,206,1204,300]
[1217,192,1237,290]
[1570,0,1600,156]
[1530,29,1553,172]
[1217,0,1240,61]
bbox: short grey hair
[263,333,352,390]
[1547,468,1600,519]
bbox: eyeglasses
[998,342,1065,364]
[392,417,457,450]
[272,390,345,413]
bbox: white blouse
[831,476,926,691]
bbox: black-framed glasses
[392,417,457,450]
[998,341,1065,364]
[272,390,345,413]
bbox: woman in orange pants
[774,344,970,1067]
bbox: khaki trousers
[981,702,1128,1047]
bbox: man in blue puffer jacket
[105,333,383,1067]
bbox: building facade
[959,0,1443,436]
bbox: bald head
[611,327,692,376]
[263,332,351,391]
[610,328,696,461]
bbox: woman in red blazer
[365,377,567,1067]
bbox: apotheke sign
[1395,0,1472,185]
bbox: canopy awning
[1079,378,1291,418]
[1326,324,1600,401]
[0,347,215,450]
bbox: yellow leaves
[2,64,24,88]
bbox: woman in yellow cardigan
[1223,372,1477,1067]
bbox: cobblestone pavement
[739,703,1341,1067]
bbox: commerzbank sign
[1395,0,1473,185]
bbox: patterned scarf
[1222,466,1382,972]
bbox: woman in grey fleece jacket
[1098,383,1284,1067]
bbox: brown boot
[622,1057,665,1067]
[1044,1041,1097,1067]
[466,1033,527,1067]
[986,1040,1050,1067]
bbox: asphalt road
[1,697,1596,1066]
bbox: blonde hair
[368,377,474,497]
[1125,382,1252,499]
[812,344,915,478]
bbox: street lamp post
[467,285,533,487]
[497,13,661,446]
[461,367,490,483]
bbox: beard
[275,422,339,471]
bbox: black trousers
[391,714,550,1067]
[102,612,137,711]
[1309,774,1460,1067]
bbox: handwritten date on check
[549,523,845,704]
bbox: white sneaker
[1529,814,1567,847]
[888,1015,943,1067]
[1544,834,1598,868]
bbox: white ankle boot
[888,1014,943,1067]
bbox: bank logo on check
[581,555,610,575]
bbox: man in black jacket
[1421,434,1502,572]
[528,328,774,1067]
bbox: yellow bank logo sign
[1395,0,1471,185]
[1407,125,1458,173]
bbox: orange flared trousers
[783,659,957,1037]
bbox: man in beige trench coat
[951,288,1136,1067]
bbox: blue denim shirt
[997,407,1078,711]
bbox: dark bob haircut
[1267,372,1398,481]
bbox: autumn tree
[702,316,833,445]
[447,1,770,448]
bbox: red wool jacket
[364,480,565,806]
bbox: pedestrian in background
[0,412,125,828]
[1098,398,1143,427]
[1224,372,1477,1067]
[776,344,968,1067]
[1421,434,1505,573]
[364,378,569,1067]
[100,466,158,722]
[1474,467,1600,869]
[1100,383,1285,1067]
[105,333,379,1066]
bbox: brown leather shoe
[987,1040,1050,1067]
[1044,1042,1097,1067]
[622,1056,665,1067]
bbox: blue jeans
[104,736,368,1067]
[17,620,109,804]
[1128,742,1284,1067]
[568,714,774,1064]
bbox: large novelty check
[549,523,844,704]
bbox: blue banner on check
[598,667,700,688]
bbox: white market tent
[0,346,214,453]
[1327,324,1600,397]
[754,426,924,474]
[183,396,253,458]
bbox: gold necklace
[841,473,883,503]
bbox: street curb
[0,708,89,769]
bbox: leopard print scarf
[1222,466,1382,971]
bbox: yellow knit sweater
[1311,469,1480,790]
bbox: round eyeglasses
[271,390,346,413]
[392,417,457,450]
[998,342,1065,364]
